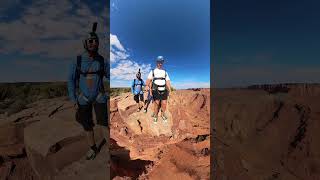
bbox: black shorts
[75,102,108,131]
[134,94,144,103]
[152,90,168,101]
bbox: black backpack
[133,79,143,86]
[75,55,105,93]
[152,69,167,91]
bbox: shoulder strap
[76,55,81,72]
[97,55,105,93]
[152,69,166,80]
[98,56,105,77]
[75,55,82,90]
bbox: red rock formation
[214,84,320,180]
[110,89,210,179]
[0,89,210,179]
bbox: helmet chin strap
[88,50,98,57]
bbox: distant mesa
[247,83,320,96]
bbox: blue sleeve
[142,80,146,86]
[67,63,77,103]
[131,80,135,94]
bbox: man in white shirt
[145,56,172,123]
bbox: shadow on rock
[110,138,153,179]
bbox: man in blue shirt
[131,69,145,112]
[67,22,109,160]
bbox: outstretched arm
[146,71,153,91]
[145,79,151,91]
[165,72,171,94]
[166,80,172,94]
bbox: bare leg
[153,100,160,116]
[99,125,110,179]
[144,99,151,110]
[161,100,167,115]
[99,126,110,154]
[86,130,96,147]
[99,126,109,145]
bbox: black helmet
[136,68,141,78]
[83,22,99,52]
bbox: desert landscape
[4,82,320,180]
[213,83,320,180]
[0,83,210,180]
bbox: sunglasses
[87,39,99,44]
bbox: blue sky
[213,0,320,88]
[110,0,210,89]
[0,0,108,82]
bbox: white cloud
[110,34,125,51]
[110,34,128,62]
[111,59,151,81]
[0,0,108,59]
[110,33,152,86]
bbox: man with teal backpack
[131,69,146,112]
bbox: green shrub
[110,88,131,97]
[7,99,27,115]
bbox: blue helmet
[156,56,164,63]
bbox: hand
[73,103,78,110]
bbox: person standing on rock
[146,56,172,123]
[67,22,109,160]
[131,69,146,112]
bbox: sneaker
[143,108,147,113]
[161,113,168,122]
[153,117,158,124]
[86,149,97,160]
